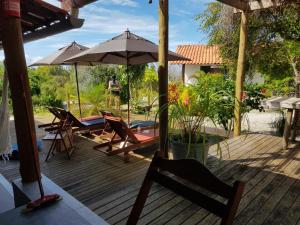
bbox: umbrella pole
[74,63,82,119]
[127,65,130,124]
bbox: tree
[196,2,300,93]
[144,65,158,105]
[117,64,147,103]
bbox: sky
[0,0,214,64]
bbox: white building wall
[185,64,201,84]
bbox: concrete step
[0,174,14,214]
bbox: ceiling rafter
[218,0,299,11]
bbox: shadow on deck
[1,119,299,225]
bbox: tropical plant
[166,81,225,163]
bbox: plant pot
[170,139,209,164]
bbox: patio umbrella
[30,41,89,118]
[65,30,188,123]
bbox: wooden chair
[44,117,74,161]
[127,152,245,225]
[94,116,159,162]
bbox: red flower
[242,91,248,100]
[261,88,267,94]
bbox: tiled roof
[170,45,223,65]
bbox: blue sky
[1,0,214,64]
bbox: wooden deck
[0,132,299,225]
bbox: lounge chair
[38,107,64,130]
[94,116,159,162]
[39,107,106,134]
[54,108,106,134]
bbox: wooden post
[2,17,40,182]
[158,0,169,158]
[182,64,185,84]
[283,109,293,149]
[234,11,248,137]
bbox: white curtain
[0,66,11,160]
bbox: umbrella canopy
[64,30,189,123]
[65,30,188,65]
[30,41,89,118]
[30,41,89,66]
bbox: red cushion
[134,129,159,142]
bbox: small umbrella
[65,30,188,123]
[30,41,89,118]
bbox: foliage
[28,66,67,108]
[168,82,210,144]
[86,65,118,86]
[243,83,266,112]
[196,2,300,83]
[0,62,4,98]
[262,77,295,96]
[192,73,266,131]
[80,83,108,116]
[117,64,147,104]
[194,74,235,131]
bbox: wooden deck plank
[1,131,299,225]
[262,180,300,225]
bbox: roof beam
[217,0,249,11]
[249,0,282,10]
[222,0,298,11]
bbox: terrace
[0,0,299,224]
[0,118,299,224]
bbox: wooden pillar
[181,64,185,84]
[158,0,169,158]
[234,11,248,137]
[2,16,40,182]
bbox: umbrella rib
[98,52,109,62]
[110,52,125,58]
[146,53,157,61]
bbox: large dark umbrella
[65,30,188,123]
[30,41,89,118]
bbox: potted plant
[166,82,221,164]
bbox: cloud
[97,0,139,7]
[43,0,60,7]
[79,6,158,40]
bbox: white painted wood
[262,97,300,110]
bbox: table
[261,97,300,149]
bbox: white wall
[185,64,201,84]
[246,72,265,84]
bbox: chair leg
[60,131,71,160]
[126,176,153,225]
[45,131,59,162]
[124,151,130,163]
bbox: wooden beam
[182,64,185,84]
[217,0,249,11]
[249,0,283,10]
[234,11,249,137]
[233,0,285,12]
[2,17,40,182]
[158,0,169,158]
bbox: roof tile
[171,45,223,65]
